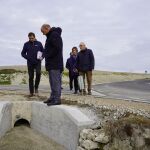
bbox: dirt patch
[0,126,65,150]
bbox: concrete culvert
[14,119,30,127]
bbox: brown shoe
[28,93,34,97]
[80,90,86,95]
[35,89,39,96]
[83,90,87,95]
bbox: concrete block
[0,101,12,138]
[12,101,32,127]
[31,102,94,150]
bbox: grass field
[0,65,150,85]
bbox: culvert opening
[14,119,30,127]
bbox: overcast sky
[0,0,149,72]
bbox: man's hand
[73,68,78,73]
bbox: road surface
[93,79,150,103]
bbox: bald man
[76,42,95,95]
[41,24,63,106]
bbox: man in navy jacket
[41,24,63,106]
[76,42,95,95]
[21,32,43,97]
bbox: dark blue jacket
[44,27,63,71]
[21,40,43,65]
[76,48,95,72]
[66,55,79,77]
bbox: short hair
[28,32,35,37]
[72,46,78,52]
[79,42,86,46]
[41,24,51,29]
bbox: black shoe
[88,90,92,95]
[88,91,92,95]
[47,101,61,106]
[43,98,52,104]
[74,91,78,94]
[35,89,38,93]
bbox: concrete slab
[31,102,94,150]
[0,102,12,138]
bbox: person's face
[72,49,77,56]
[41,27,49,35]
[79,44,86,50]
[28,35,35,42]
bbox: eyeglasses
[29,38,34,40]
[79,45,84,47]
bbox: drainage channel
[14,118,30,127]
[0,101,94,150]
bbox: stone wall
[77,107,150,150]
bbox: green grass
[0,80,11,85]
[0,74,11,85]
[62,71,69,77]
[0,69,20,74]
[41,71,48,76]
[112,72,129,76]
[21,78,27,84]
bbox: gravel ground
[62,94,150,112]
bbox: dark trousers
[48,70,61,102]
[69,75,79,91]
[69,74,73,90]
[27,62,41,94]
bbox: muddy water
[0,126,65,150]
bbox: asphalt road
[93,79,150,103]
[0,79,150,104]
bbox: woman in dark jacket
[66,47,79,94]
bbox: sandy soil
[0,89,149,113]
[0,126,65,150]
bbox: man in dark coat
[66,47,79,94]
[41,24,63,105]
[76,42,95,95]
[21,32,43,97]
